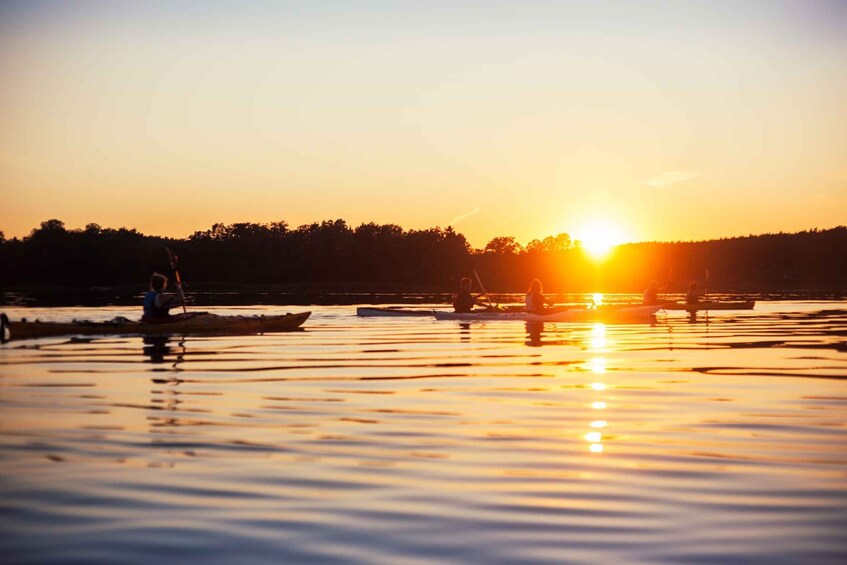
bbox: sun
[577,220,626,259]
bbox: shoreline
[2,286,844,308]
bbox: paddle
[165,247,188,315]
[665,267,673,301]
[472,269,497,311]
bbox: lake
[1,298,845,564]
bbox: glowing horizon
[1,1,845,248]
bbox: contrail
[449,208,480,227]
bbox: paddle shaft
[472,269,495,309]
[165,247,188,314]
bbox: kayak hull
[660,300,755,312]
[356,307,434,317]
[4,312,311,341]
[433,305,660,323]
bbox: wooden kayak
[659,300,755,312]
[356,307,434,317]
[1,311,311,341]
[433,305,660,323]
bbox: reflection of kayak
[356,307,433,317]
[433,305,660,322]
[1,311,311,341]
[660,300,755,312]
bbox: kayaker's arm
[154,293,184,310]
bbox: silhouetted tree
[484,236,523,255]
[1,220,844,292]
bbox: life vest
[143,291,170,319]
[452,291,476,313]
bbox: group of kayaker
[643,280,703,305]
[452,277,558,315]
[147,270,707,321]
[453,276,706,315]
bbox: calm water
[1,300,845,564]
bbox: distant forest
[1,220,845,293]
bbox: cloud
[449,208,480,227]
[642,170,700,188]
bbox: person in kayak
[685,281,701,305]
[525,279,551,314]
[143,273,185,322]
[452,277,485,313]
[643,280,666,305]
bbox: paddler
[643,280,665,305]
[525,279,552,314]
[452,277,486,313]
[685,281,701,305]
[142,273,186,323]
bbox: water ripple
[0,302,845,563]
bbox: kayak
[433,305,660,323]
[356,307,434,317]
[1,311,310,341]
[357,304,590,318]
[659,300,755,312]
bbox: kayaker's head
[149,273,168,292]
[459,277,472,291]
[528,279,543,294]
[648,280,658,290]
[689,281,698,291]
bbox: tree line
[1,219,845,293]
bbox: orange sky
[1,1,845,248]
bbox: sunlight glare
[577,221,626,259]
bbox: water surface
[1,300,845,563]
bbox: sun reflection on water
[589,323,607,350]
[589,357,607,375]
[586,334,608,453]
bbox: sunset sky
[1,0,845,248]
